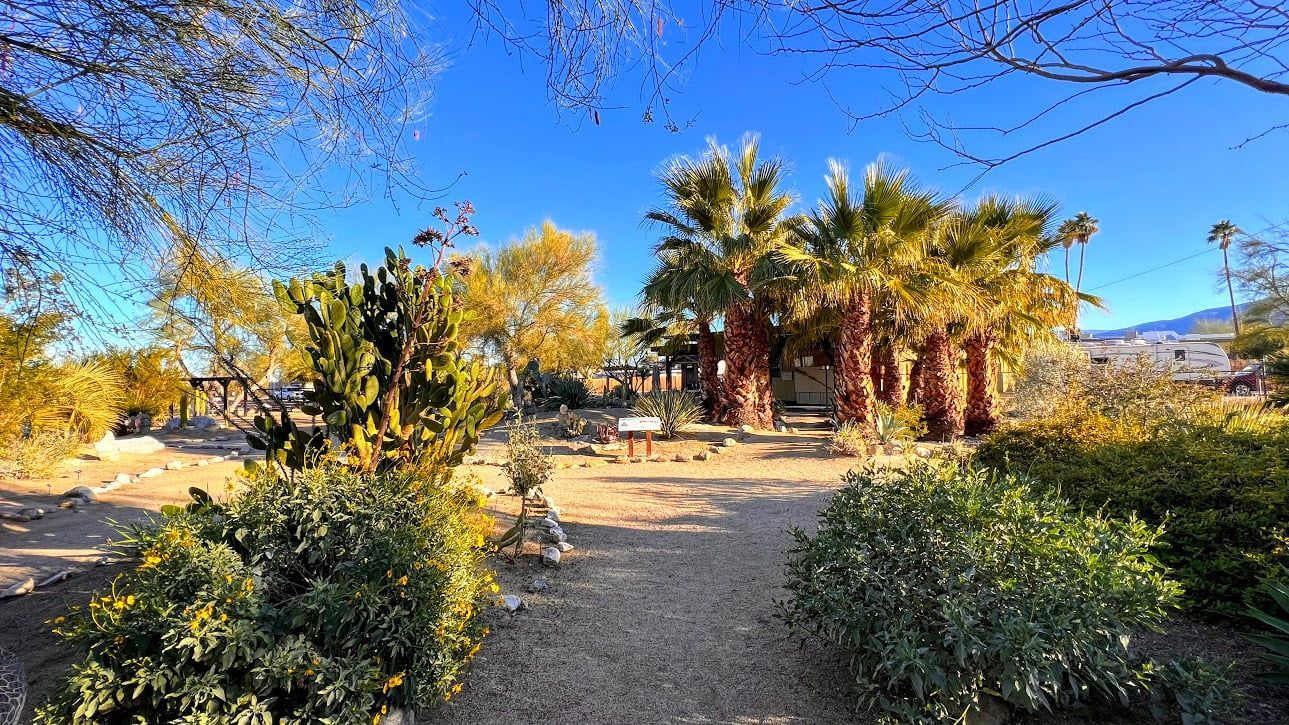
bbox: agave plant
[1246,571,1289,683]
[631,390,701,437]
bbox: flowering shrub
[830,421,869,456]
[780,463,1180,723]
[36,464,495,723]
[976,410,1289,618]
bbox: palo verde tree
[456,222,609,411]
[2,0,436,331]
[251,210,502,475]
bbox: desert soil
[2,415,1285,723]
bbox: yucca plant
[631,390,701,437]
[1246,572,1289,683]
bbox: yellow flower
[371,715,381,725]
[125,595,136,606]
[396,576,409,586]
[386,569,394,579]
[488,582,500,594]
[382,671,405,693]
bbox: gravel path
[440,433,865,724]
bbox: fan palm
[781,159,951,428]
[1057,211,1099,295]
[1208,220,1243,336]
[644,135,796,429]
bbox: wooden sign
[618,416,662,433]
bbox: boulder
[915,446,934,459]
[693,451,709,461]
[555,541,574,553]
[543,528,567,544]
[62,486,97,501]
[1,577,35,598]
[707,446,723,455]
[190,415,219,430]
[546,507,561,523]
[500,594,525,612]
[673,453,692,463]
[111,473,133,486]
[526,577,550,593]
[384,707,415,725]
[722,437,738,447]
[165,460,185,470]
[647,454,666,463]
[138,467,165,479]
[539,517,560,530]
[162,418,180,430]
[739,424,755,435]
[541,547,561,567]
[93,431,120,461]
[195,459,209,467]
[115,436,165,455]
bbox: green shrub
[873,401,925,445]
[631,390,701,437]
[976,412,1289,617]
[503,417,551,498]
[1245,570,1289,682]
[36,464,495,723]
[544,376,591,410]
[780,463,1180,724]
[1144,657,1241,724]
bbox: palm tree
[623,280,723,418]
[644,135,796,429]
[955,196,1091,435]
[1058,211,1099,294]
[781,160,950,429]
[1208,220,1243,336]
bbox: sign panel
[618,416,662,433]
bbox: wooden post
[645,431,653,457]
[627,431,635,458]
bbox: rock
[162,418,180,430]
[94,556,110,567]
[539,517,559,529]
[694,451,709,461]
[788,427,799,434]
[541,546,561,567]
[740,424,755,435]
[196,459,209,467]
[115,435,165,455]
[18,507,45,520]
[38,569,72,587]
[611,456,630,464]
[1,577,35,598]
[165,460,185,470]
[707,446,723,455]
[207,456,224,464]
[555,541,574,553]
[543,527,567,544]
[722,437,738,447]
[0,510,30,522]
[63,486,97,501]
[647,454,666,462]
[915,446,934,459]
[499,594,525,612]
[58,498,83,510]
[546,507,561,523]
[112,473,132,486]
[674,453,692,463]
[383,707,415,725]
[526,577,550,593]
[775,422,789,433]
[190,415,219,430]
[539,494,557,508]
[138,467,165,479]
[93,431,120,461]
[628,456,644,464]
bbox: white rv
[1074,333,1231,382]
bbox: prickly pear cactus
[250,247,502,473]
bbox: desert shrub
[631,390,701,437]
[1008,343,1089,419]
[87,346,188,417]
[37,464,494,723]
[830,421,869,456]
[0,430,82,479]
[504,417,551,498]
[780,463,1179,724]
[544,376,591,410]
[976,411,1289,617]
[873,401,925,445]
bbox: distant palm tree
[1057,211,1100,295]
[1207,220,1243,337]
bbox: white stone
[500,594,525,612]
[1,577,35,598]
[722,437,738,447]
[138,467,165,479]
[116,436,165,455]
[708,446,722,455]
[915,446,934,459]
[196,459,209,467]
[541,546,561,566]
[556,542,574,553]
[539,517,559,529]
[740,424,755,435]
[526,577,550,593]
[546,507,561,523]
[38,570,72,587]
[112,473,132,486]
[191,415,219,430]
[165,460,184,470]
[543,528,567,544]
[93,431,120,461]
[63,486,97,501]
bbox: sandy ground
[2,415,1285,723]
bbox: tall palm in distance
[781,159,951,429]
[1208,220,1243,337]
[644,135,797,429]
[1057,211,1100,295]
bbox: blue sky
[318,12,1289,331]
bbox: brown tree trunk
[833,290,875,429]
[921,326,963,441]
[906,352,924,407]
[963,329,998,437]
[696,318,723,420]
[722,299,774,429]
[874,343,901,407]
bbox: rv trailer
[1073,335,1231,382]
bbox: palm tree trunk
[1063,248,1071,286]
[833,289,875,428]
[963,329,998,436]
[1075,243,1087,294]
[1222,247,1241,336]
[906,352,924,407]
[696,318,723,420]
[921,327,963,441]
[722,299,774,429]
[875,343,901,407]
